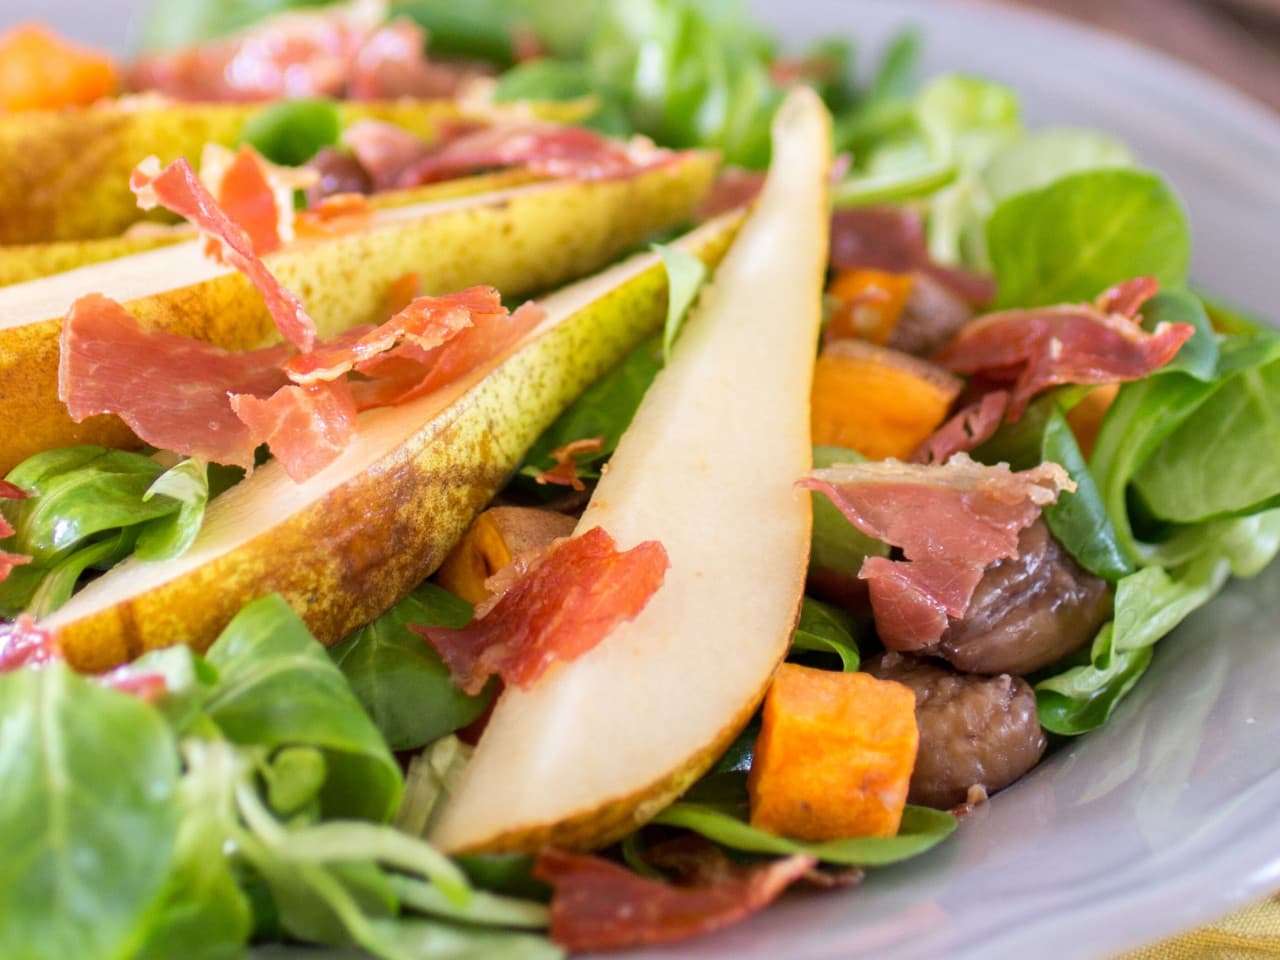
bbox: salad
[3,2,1280,958]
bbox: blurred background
[6,0,1280,111]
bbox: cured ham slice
[0,616,165,699]
[533,845,816,952]
[231,380,358,483]
[0,482,30,584]
[341,119,444,192]
[132,156,317,352]
[534,437,606,492]
[830,207,996,305]
[934,279,1193,419]
[282,286,497,385]
[59,294,290,469]
[0,615,58,670]
[800,456,1073,650]
[126,4,473,102]
[397,124,674,188]
[348,19,488,100]
[913,391,1009,465]
[353,300,545,409]
[414,526,669,696]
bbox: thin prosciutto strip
[413,526,669,696]
[230,380,358,483]
[126,5,475,103]
[59,294,290,469]
[351,300,545,409]
[283,286,500,385]
[933,278,1194,420]
[0,616,165,699]
[800,455,1073,650]
[830,206,996,305]
[132,156,317,351]
[0,481,30,583]
[533,847,816,952]
[913,391,1009,465]
[534,437,606,492]
[397,124,674,188]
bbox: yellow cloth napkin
[1120,897,1280,958]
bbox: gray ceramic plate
[42,0,1280,957]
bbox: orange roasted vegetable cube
[0,24,118,112]
[811,339,962,460]
[748,664,919,841]
[826,269,915,345]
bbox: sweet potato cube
[811,339,962,460]
[748,664,919,841]
[435,506,576,604]
[826,268,915,345]
[0,24,117,111]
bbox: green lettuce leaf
[789,597,860,671]
[1036,510,1280,735]
[987,169,1191,308]
[654,242,708,362]
[330,584,490,752]
[0,664,182,960]
[203,595,404,823]
[240,98,343,167]
[975,396,1133,581]
[651,801,956,866]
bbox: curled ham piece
[0,617,165,700]
[934,278,1194,420]
[59,294,291,469]
[283,286,499,385]
[0,482,31,584]
[831,207,997,306]
[414,526,669,696]
[132,156,317,352]
[534,845,816,952]
[351,300,545,409]
[913,391,1009,465]
[126,4,476,103]
[800,455,1074,651]
[230,380,358,483]
[396,124,675,188]
[534,437,606,492]
[58,284,542,483]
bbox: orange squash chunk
[826,269,914,345]
[0,24,117,111]
[748,664,919,841]
[435,506,576,605]
[811,339,962,460]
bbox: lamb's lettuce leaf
[651,801,956,866]
[0,664,182,960]
[975,396,1132,581]
[240,98,342,166]
[330,584,489,752]
[789,597,860,671]
[654,242,708,362]
[987,169,1191,308]
[1133,355,1280,523]
[203,595,404,823]
[520,337,662,484]
[1,449,216,617]
[1037,510,1280,734]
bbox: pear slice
[40,213,742,673]
[0,152,717,474]
[0,99,587,243]
[429,89,833,855]
[0,170,541,288]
